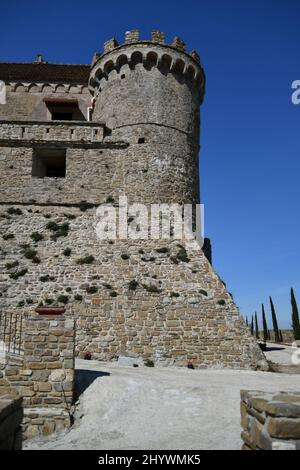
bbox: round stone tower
[89,30,205,205]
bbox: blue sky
[1,0,299,329]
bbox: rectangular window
[45,99,85,121]
[32,148,66,178]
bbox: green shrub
[30,232,44,242]
[26,298,33,304]
[144,359,154,367]
[44,214,51,219]
[10,269,27,280]
[63,213,76,220]
[142,284,161,294]
[57,295,69,304]
[46,221,69,240]
[156,247,169,254]
[103,283,112,289]
[86,286,98,294]
[6,261,19,269]
[40,275,50,282]
[128,280,139,291]
[170,292,180,298]
[45,298,54,305]
[66,287,72,293]
[74,294,83,301]
[46,221,59,231]
[76,255,95,265]
[7,207,22,215]
[109,291,118,297]
[121,253,130,260]
[23,248,37,260]
[106,196,115,204]
[19,243,30,250]
[32,256,41,264]
[176,247,190,263]
[17,300,25,307]
[63,248,72,257]
[217,299,226,306]
[138,249,144,254]
[3,234,14,240]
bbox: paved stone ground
[25,344,299,450]
[264,341,300,365]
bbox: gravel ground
[25,344,300,450]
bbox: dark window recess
[51,112,73,121]
[45,100,85,121]
[32,149,66,178]
[138,137,145,144]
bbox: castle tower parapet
[89,30,205,134]
[88,31,205,206]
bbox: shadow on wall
[73,369,110,402]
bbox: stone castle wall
[0,123,198,206]
[0,315,75,439]
[0,204,265,369]
[0,83,90,121]
[0,31,267,370]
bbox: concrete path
[25,358,300,450]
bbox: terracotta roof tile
[0,62,90,84]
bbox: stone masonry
[0,30,267,369]
[241,390,300,450]
[0,314,75,439]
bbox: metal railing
[0,312,23,355]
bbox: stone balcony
[0,120,114,148]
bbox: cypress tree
[270,296,280,343]
[291,288,300,341]
[250,316,254,336]
[255,311,259,339]
[262,304,268,342]
[279,330,283,343]
[246,316,248,327]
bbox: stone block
[125,30,139,44]
[49,369,66,382]
[268,417,300,439]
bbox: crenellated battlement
[89,31,205,99]
[101,30,193,56]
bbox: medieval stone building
[0,30,265,368]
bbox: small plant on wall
[57,295,69,304]
[30,232,44,242]
[128,280,139,291]
[86,285,98,294]
[76,255,95,265]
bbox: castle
[0,30,265,369]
